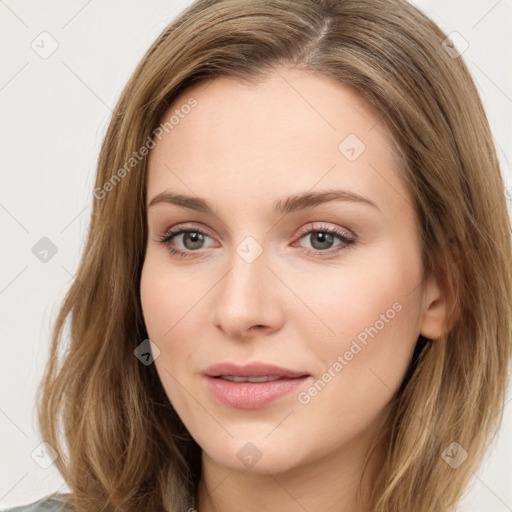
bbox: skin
[140,66,449,512]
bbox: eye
[293,223,356,256]
[156,222,356,259]
[156,224,216,258]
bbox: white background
[1,0,511,509]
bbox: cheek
[140,254,207,340]
[298,247,423,422]
[290,246,421,350]
[140,256,205,403]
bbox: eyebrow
[148,188,380,214]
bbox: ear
[419,269,459,340]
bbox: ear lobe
[419,270,459,340]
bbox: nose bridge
[211,234,282,335]
[220,236,269,310]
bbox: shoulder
[1,494,72,512]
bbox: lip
[203,362,308,379]
[202,362,311,409]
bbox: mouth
[215,375,284,382]
[202,362,311,409]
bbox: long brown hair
[37,0,512,510]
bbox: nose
[210,241,285,339]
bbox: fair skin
[140,66,449,512]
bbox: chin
[205,442,304,475]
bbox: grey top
[1,495,72,512]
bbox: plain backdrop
[1,0,511,509]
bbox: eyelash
[156,223,356,259]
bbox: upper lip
[203,362,309,379]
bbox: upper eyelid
[298,222,354,238]
[160,222,355,244]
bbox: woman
[5,0,511,510]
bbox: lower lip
[204,376,310,409]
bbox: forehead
[146,67,408,217]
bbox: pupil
[312,232,333,250]
[184,232,204,249]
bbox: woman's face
[140,67,445,474]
